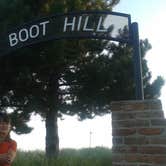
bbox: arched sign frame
[0,11,143,100]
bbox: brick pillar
[111,99,166,166]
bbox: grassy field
[13,147,112,166]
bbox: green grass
[13,147,112,166]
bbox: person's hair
[0,112,11,123]
[0,112,11,141]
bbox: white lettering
[96,16,107,32]
[77,16,82,31]
[9,33,18,47]
[8,21,50,47]
[19,28,29,42]
[30,25,39,38]
[39,21,50,36]
[83,16,94,31]
[63,17,76,32]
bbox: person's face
[0,121,11,140]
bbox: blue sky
[12,0,166,150]
[114,0,166,23]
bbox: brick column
[111,100,166,166]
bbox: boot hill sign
[0,11,131,55]
[0,11,143,99]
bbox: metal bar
[131,22,144,100]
